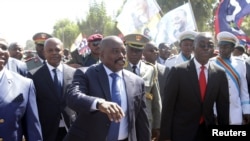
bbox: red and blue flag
[214,0,250,46]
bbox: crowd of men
[0,30,250,141]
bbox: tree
[24,40,35,50]
[77,1,120,37]
[52,19,80,50]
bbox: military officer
[210,31,250,125]
[26,32,52,71]
[123,33,162,140]
[165,30,198,68]
[67,33,103,68]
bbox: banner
[154,2,197,45]
[214,0,250,46]
[116,0,161,40]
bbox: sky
[0,0,124,46]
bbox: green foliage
[77,1,119,37]
[52,19,80,49]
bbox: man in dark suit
[64,36,150,141]
[0,37,42,140]
[28,38,76,141]
[160,32,230,141]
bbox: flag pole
[188,0,198,31]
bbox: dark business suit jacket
[156,63,169,101]
[160,59,229,141]
[0,68,42,141]
[5,57,28,76]
[28,63,76,141]
[64,63,150,141]
[245,58,250,95]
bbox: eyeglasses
[198,43,214,48]
[92,41,101,47]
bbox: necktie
[199,65,206,101]
[199,65,206,124]
[52,69,62,97]
[107,73,121,141]
[132,65,137,74]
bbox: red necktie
[199,65,206,101]
[199,65,206,124]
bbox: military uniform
[26,32,52,71]
[82,54,99,66]
[123,34,162,130]
[165,30,197,68]
[210,31,250,125]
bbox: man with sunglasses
[26,32,52,71]
[68,34,103,68]
[160,32,229,141]
[81,33,103,67]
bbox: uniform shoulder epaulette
[143,60,155,67]
[25,57,35,62]
[234,56,244,62]
[167,55,176,60]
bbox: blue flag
[214,0,250,46]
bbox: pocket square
[12,94,24,103]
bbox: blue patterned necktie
[52,68,62,97]
[107,73,121,141]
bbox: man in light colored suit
[143,41,170,101]
[28,38,76,141]
[210,31,250,125]
[0,37,42,140]
[64,36,150,141]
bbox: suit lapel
[42,65,59,98]
[188,60,202,102]
[97,64,111,100]
[0,69,14,103]
[122,70,134,128]
[204,63,215,102]
[62,64,71,95]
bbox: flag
[154,2,197,45]
[116,0,161,40]
[214,0,250,46]
[70,33,90,57]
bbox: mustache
[114,58,125,63]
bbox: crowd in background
[0,30,250,141]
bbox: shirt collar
[194,58,209,70]
[47,63,63,72]
[103,64,123,78]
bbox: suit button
[0,119,4,123]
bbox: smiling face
[100,36,126,72]
[0,43,9,71]
[44,38,64,67]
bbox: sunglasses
[92,41,101,47]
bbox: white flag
[116,0,161,39]
[154,2,197,45]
